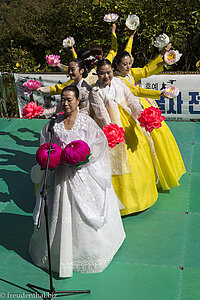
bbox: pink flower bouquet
[103,13,119,23]
[23,80,41,96]
[138,107,165,133]
[36,143,63,170]
[164,86,179,98]
[164,50,182,65]
[103,123,125,148]
[46,54,61,67]
[22,101,44,119]
[62,140,91,167]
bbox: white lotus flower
[103,13,119,23]
[62,36,75,48]
[125,14,140,31]
[164,50,182,65]
[154,33,170,49]
[164,86,179,98]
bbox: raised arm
[124,31,136,53]
[106,24,118,63]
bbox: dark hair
[61,85,79,100]
[112,51,132,71]
[90,44,103,57]
[97,58,112,74]
[68,59,88,78]
[77,48,91,61]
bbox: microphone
[48,114,57,132]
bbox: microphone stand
[27,115,91,299]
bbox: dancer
[40,59,91,118]
[38,23,117,96]
[113,49,186,190]
[89,58,158,216]
[29,85,125,278]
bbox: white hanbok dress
[29,112,125,278]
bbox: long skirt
[112,106,158,216]
[141,97,186,190]
[29,164,125,278]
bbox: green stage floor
[0,119,199,300]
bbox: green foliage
[0,0,199,72]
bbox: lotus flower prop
[163,86,179,98]
[154,33,170,49]
[36,143,63,170]
[104,13,119,23]
[22,101,44,119]
[138,107,165,133]
[62,140,91,167]
[103,123,125,148]
[125,14,140,31]
[23,80,41,96]
[63,36,75,48]
[46,54,61,67]
[164,50,182,65]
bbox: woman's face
[68,62,83,82]
[61,90,80,115]
[98,64,114,86]
[117,55,133,75]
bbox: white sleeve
[86,117,111,189]
[122,81,143,116]
[43,103,63,119]
[89,88,111,127]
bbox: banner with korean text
[14,73,200,120]
[141,74,200,120]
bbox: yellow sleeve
[130,55,164,83]
[124,36,133,53]
[72,51,77,59]
[106,32,118,63]
[117,76,161,99]
[131,85,161,99]
[64,51,77,74]
[50,79,74,95]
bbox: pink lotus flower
[138,107,165,133]
[62,140,91,167]
[103,13,119,23]
[23,80,41,96]
[22,101,44,119]
[62,37,75,48]
[103,123,125,148]
[164,50,182,65]
[46,54,61,67]
[164,86,179,98]
[36,143,63,170]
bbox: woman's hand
[129,30,136,39]
[36,86,51,94]
[160,43,172,57]
[111,23,116,34]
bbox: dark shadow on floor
[0,213,34,263]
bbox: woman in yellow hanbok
[89,58,158,216]
[113,41,186,190]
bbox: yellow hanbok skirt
[112,106,158,216]
[141,98,186,190]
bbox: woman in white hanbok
[29,85,125,278]
[89,59,158,216]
